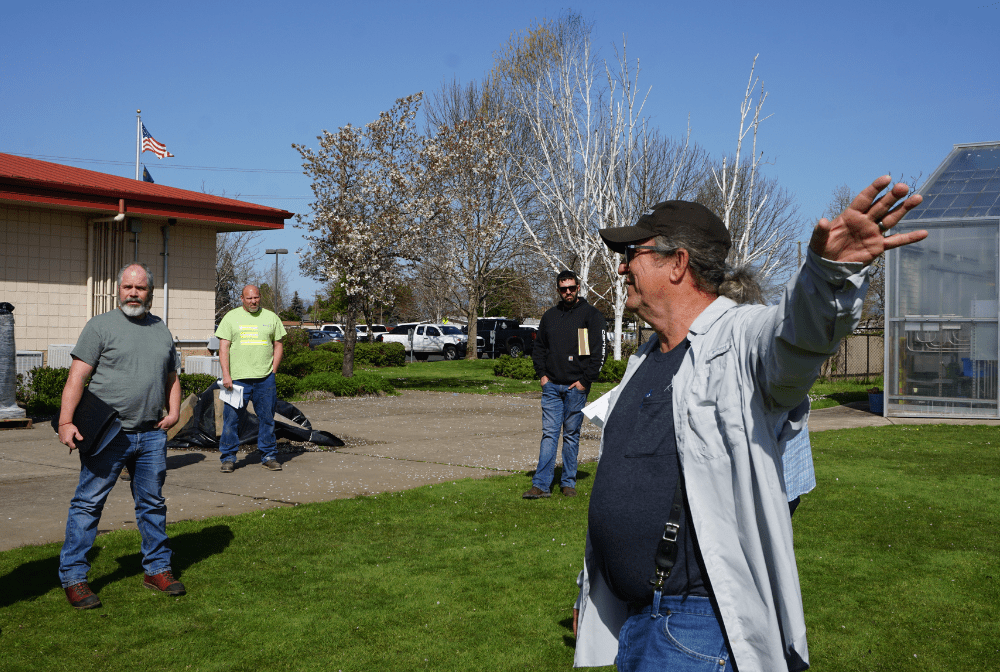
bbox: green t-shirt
[72,309,180,432]
[215,307,286,380]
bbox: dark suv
[473,318,537,359]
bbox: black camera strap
[649,474,686,589]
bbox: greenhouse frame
[885,141,1000,418]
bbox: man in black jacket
[525,270,607,498]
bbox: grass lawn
[3,426,996,671]
[360,358,619,398]
[809,377,883,410]
[361,357,877,410]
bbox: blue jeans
[617,594,734,672]
[59,429,172,587]
[533,383,587,491]
[220,372,277,463]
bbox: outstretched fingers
[883,228,929,250]
[849,175,894,215]
[879,191,923,230]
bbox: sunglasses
[558,285,579,293]
[622,244,660,265]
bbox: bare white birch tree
[499,15,607,298]
[500,20,705,359]
[710,55,798,294]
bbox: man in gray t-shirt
[56,262,185,610]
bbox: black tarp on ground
[167,382,343,449]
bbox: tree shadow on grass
[0,524,235,607]
[0,551,64,608]
[90,524,234,592]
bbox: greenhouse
[885,141,1000,417]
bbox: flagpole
[135,110,141,180]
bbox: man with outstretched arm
[58,262,184,610]
[572,177,925,671]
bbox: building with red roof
[0,153,293,364]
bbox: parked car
[376,323,418,342]
[368,324,388,340]
[473,317,537,359]
[377,323,467,360]
[307,329,339,349]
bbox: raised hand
[809,175,927,265]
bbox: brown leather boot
[65,581,102,610]
[143,570,186,596]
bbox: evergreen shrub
[275,373,298,399]
[282,327,311,357]
[178,373,216,399]
[598,358,627,383]
[18,366,70,416]
[493,355,537,380]
[298,372,395,396]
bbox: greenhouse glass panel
[887,142,1000,418]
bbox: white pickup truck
[376,323,468,360]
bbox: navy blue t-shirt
[588,339,709,605]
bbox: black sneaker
[220,461,235,473]
[522,486,550,499]
[65,581,102,610]
[261,459,282,471]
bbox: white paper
[217,382,244,409]
[582,386,618,429]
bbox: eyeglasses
[622,244,660,266]
[558,285,579,293]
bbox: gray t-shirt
[72,309,179,432]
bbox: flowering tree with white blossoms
[293,93,441,376]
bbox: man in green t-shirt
[57,262,184,610]
[215,285,286,472]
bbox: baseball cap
[599,201,732,254]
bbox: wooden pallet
[0,417,33,430]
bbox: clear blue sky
[3,0,998,304]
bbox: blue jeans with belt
[59,429,172,587]
[219,372,277,464]
[533,382,587,491]
[617,594,734,672]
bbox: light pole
[265,249,287,313]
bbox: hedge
[296,372,395,396]
[492,355,537,380]
[315,341,406,367]
[16,366,69,416]
[179,373,216,399]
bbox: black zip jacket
[532,297,607,391]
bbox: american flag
[141,123,174,159]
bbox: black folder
[50,389,121,457]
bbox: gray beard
[120,298,150,318]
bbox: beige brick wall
[1,205,89,353]
[1,204,217,364]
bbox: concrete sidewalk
[0,391,603,552]
[1,391,996,552]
